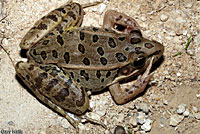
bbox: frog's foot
[80,114,107,129]
[103,10,141,34]
[82,0,103,9]
[109,58,153,104]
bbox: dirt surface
[0,0,200,134]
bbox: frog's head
[118,30,164,76]
[127,30,164,68]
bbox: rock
[129,117,137,127]
[116,113,125,122]
[192,106,198,113]
[184,2,193,8]
[135,103,150,114]
[141,119,152,132]
[114,126,126,134]
[160,14,169,22]
[183,109,190,117]
[141,16,147,22]
[194,112,200,120]
[61,118,71,129]
[169,114,184,127]
[163,100,168,105]
[137,112,146,125]
[177,104,186,114]
[196,94,200,98]
[99,3,107,14]
[79,124,86,134]
[86,112,101,121]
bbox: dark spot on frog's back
[92,35,99,43]
[115,53,127,62]
[108,37,116,48]
[96,70,101,78]
[97,47,104,56]
[57,35,64,46]
[37,23,47,30]
[80,31,85,41]
[41,51,47,60]
[52,50,58,58]
[83,57,90,65]
[54,88,69,102]
[78,44,85,54]
[64,52,70,64]
[47,14,58,22]
[106,71,111,78]
[100,57,107,65]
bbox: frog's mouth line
[134,50,161,69]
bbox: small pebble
[129,117,137,127]
[116,113,125,122]
[163,100,168,105]
[177,104,186,114]
[141,16,147,22]
[8,121,14,126]
[183,109,190,117]
[137,112,146,125]
[141,119,152,132]
[114,126,126,134]
[196,94,200,98]
[135,103,150,114]
[61,118,71,129]
[160,14,169,22]
[86,112,101,121]
[169,114,184,127]
[194,113,200,120]
[192,106,198,113]
[99,3,107,14]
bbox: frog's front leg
[103,10,141,34]
[109,58,153,104]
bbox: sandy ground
[0,0,200,134]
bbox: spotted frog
[16,1,164,129]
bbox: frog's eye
[133,56,146,68]
[130,30,142,44]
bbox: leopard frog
[16,1,164,129]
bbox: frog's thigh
[20,2,84,49]
[15,62,89,115]
[102,10,141,34]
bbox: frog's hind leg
[15,62,106,131]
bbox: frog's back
[28,27,131,69]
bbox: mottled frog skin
[15,1,164,128]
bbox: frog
[15,0,164,131]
